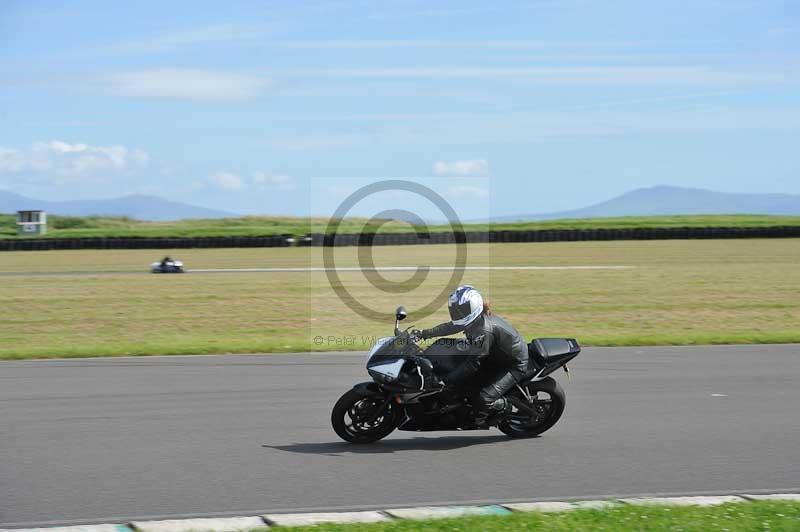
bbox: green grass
[1,239,799,360]
[2,213,800,239]
[256,501,800,532]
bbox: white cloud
[449,185,489,198]
[210,171,244,191]
[266,133,368,151]
[274,39,648,50]
[208,171,295,192]
[283,66,791,86]
[97,24,271,55]
[0,140,150,184]
[107,69,271,102]
[0,147,26,173]
[434,159,489,176]
[253,171,294,191]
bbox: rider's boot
[471,397,510,428]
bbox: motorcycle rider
[413,285,529,428]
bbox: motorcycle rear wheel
[331,389,398,443]
[498,376,565,438]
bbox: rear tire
[498,377,565,438]
[331,388,398,444]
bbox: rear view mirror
[395,306,408,321]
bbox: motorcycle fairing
[368,359,405,380]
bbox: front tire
[498,377,565,438]
[331,388,398,443]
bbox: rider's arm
[443,331,493,385]
[419,321,463,339]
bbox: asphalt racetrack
[0,265,632,277]
[2,345,799,527]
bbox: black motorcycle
[332,306,580,443]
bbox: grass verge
[256,501,800,531]
[2,214,800,239]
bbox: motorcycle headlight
[368,359,405,380]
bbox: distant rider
[160,256,172,271]
[413,285,529,428]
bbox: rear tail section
[526,338,581,380]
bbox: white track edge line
[190,265,635,273]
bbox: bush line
[2,225,800,251]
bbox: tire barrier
[2,226,800,251]
[0,234,294,251]
[305,225,800,246]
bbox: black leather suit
[420,313,529,422]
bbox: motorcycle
[331,306,580,443]
[150,259,185,274]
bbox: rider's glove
[410,329,426,340]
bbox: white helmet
[448,285,484,327]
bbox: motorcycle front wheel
[498,376,565,438]
[331,388,399,443]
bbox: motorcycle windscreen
[365,336,395,364]
[367,335,423,367]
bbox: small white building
[16,210,47,236]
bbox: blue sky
[0,0,798,219]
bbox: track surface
[0,265,631,277]
[2,345,799,527]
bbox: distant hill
[4,186,800,223]
[0,190,235,220]
[495,186,800,222]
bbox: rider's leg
[474,369,517,426]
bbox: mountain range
[494,186,800,221]
[0,190,233,220]
[2,186,799,221]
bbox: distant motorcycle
[332,306,580,443]
[150,258,185,274]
